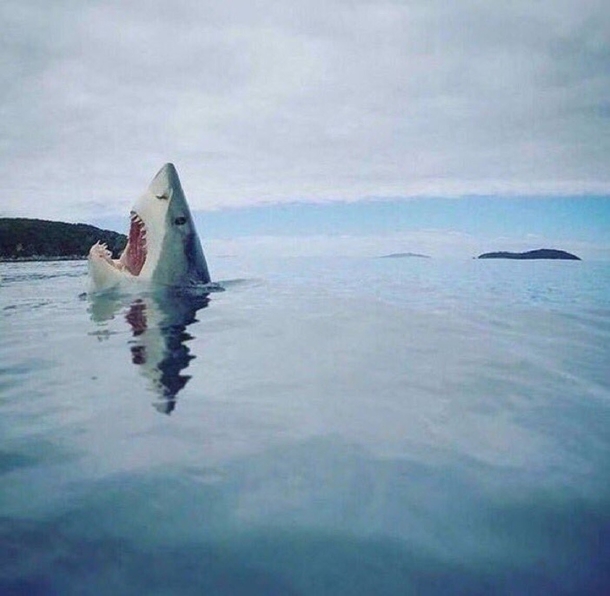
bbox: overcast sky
[1,0,609,255]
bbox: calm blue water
[1,256,609,595]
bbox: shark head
[89,163,211,290]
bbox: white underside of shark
[88,163,212,292]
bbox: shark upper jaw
[88,163,210,290]
[120,209,148,275]
[118,165,175,280]
[90,166,172,281]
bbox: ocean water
[1,256,609,595]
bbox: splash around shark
[88,163,221,292]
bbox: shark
[88,163,212,291]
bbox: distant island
[477,249,581,261]
[0,218,126,261]
[379,252,431,259]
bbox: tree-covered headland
[0,218,126,261]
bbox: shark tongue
[123,214,147,275]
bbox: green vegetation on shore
[478,249,581,260]
[0,218,126,261]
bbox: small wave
[199,281,226,293]
[1,271,87,283]
[217,278,265,289]
[3,300,53,313]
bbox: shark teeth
[121,210,148,276]
[89,241,114,262]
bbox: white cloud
[1,0,609,221]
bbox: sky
[1,0,610,258]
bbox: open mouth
[120,211,148,276]
[90,210,148,276]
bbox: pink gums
[123,215,147,275]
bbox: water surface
[1,257,609,594]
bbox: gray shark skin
[88,163,211,291]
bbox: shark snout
[149,163,180,197]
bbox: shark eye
[156,193,168,200]
[174,216,187,226]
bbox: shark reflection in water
[88,289,211,414]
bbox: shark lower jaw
[90,210,149,278]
